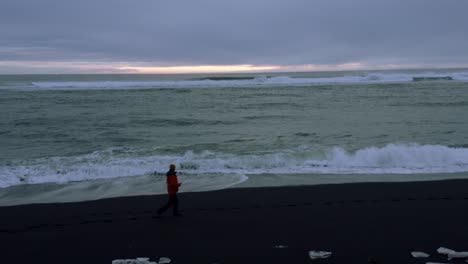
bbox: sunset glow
[114,62,381,74]
[1,60,465,75]
[118,64,281,74]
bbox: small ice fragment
[112,260,128,264]
[412,251,430,258]
[274,245,288,249]
[438,247,456,255]
[309,250,332,259]
[112,258,157,264]
[437,247,468,260]
[448,251,468,260]
[158,257,171,264]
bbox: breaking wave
[26,71,468,90]
[2,143,468,188]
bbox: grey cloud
[1,0,467,68]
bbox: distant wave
[2,143,468,188]
[412,76,453,81]
[26,71,468,90]
[191,76,258,81]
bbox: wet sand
[1,179,468,264]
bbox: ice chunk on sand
[274,245,289,249]
[437,247,468,260]
[111,257,171,264]
[112,257,157,264]
[449,251,468,259]
[309,250,332,259]
[438,247,456,255]
[158,257,171,264]
[412,251,430,258]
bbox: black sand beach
[1,179,468,264]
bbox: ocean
[1,69,468,206]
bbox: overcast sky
[1,0,468,73]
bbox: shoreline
[2,172,468,207]
[1,179,468,263]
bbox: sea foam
[27,71,468,90]
[2,144,468,188]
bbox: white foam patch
[309,250,332,259]
[2,143,468,188]
[323,144,468,174]
[27,71,468,90]
[412,251,430,258]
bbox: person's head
[169,164,176,170]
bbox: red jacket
[166,170,180,195]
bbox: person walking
[157,164,182,217]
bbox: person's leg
[171,194,180,216]
[157,195,173,215]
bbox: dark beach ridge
[1,179,468,264]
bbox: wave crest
[25,71,468,90]
[1,144,468,188]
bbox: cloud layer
[1,0,468,73]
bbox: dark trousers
[157,194,179,215]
